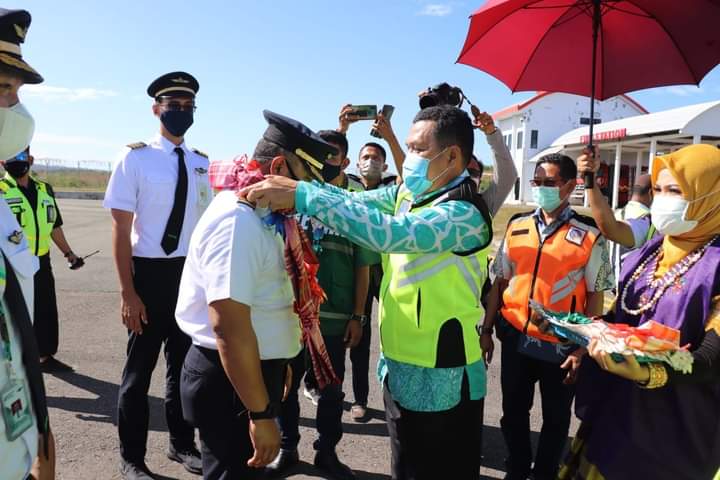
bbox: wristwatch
[476,324,494,335]
[248,402,280,421]
[350,314,368,327]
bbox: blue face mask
[402,149,449,198]
[532,185,565,212]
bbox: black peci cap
[147,71,199,98]
[0,9,42,84]
[262,110,337,181]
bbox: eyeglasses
[158,100,197,113]
[530,178,564,187]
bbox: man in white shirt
[0,8,54,479]
[176,110,337,479]
[104,72,210,479]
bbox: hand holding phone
[371,105,395,139]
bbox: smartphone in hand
[370,104,395,138]
[351,105,377,120]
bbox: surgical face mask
[359,158,383,180]
[0,102,35,162]
[651,189,720,236]
[401,149,449,198]
[160,110,194,137]
[532,185,564,213]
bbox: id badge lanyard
[0,301,34,441]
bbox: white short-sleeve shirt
[103,134,212,258]
[175,191,302,360]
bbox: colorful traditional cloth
[529,300,693,373]
[209,156,339,388]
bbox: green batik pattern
[296,181,490,254]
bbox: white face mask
[0,102,35,161]
[359,158,383,179]
[651,188,720,236]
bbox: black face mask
[322,163,342,183]
[5,160,29,179]
[160,110,194,137]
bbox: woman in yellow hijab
[559,144,720,480]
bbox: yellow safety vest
[379,178,493,368]
[0,174,57,256]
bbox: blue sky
[16,0,720,173]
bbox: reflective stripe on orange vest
[500,213,599,343]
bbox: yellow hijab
[652,144,720,275]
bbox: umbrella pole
[584,0,601,189]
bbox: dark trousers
[350,291,375,406]
[500,340,575,480]
[33,254,59,357]
[180,345,288,480]
[117,257,194,463]
[280,334,347,453]
[384,375,484,480]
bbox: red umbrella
[458,0,720,182]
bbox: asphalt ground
[44,198,580,480]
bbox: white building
[493,91,647,203]
[533,100,720,209]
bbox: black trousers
[33,254,59,357]
[181,345,288,480]
[500,339,575,480]
[117,257,194,463]
[384,374,484,480]
[280,334,347,452]
[350,290,375,406]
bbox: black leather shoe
[119,459,154,480]
[313,450,356,480]
[265,449,300,477]
[167,445,202,475]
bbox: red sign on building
[580,128,627,144]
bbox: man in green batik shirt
[243,105,493,480]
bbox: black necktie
[161,147,188,255]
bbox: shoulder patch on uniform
[126,142,147,150]
[191,148,208,159]
[565,225,588,246]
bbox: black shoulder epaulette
[191,148,208,159]
[507,210,535,227]
[571,211,599,229]
[126,142,147,150]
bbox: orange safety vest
[500,211,600,343]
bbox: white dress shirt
[0,198,39,480]
[103,134,212,258]
[176,191,302,360]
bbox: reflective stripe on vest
[0,174,56,256]
[379,183,490,368]
[500,214,598,343]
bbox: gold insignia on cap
[172,77,191,84]
[294,148,323,170]
[13,24,26,40]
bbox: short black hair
[631,184,652,196]
[317,130,348,158]
[413,105,474,166]
[536,153,577,182]
[360,142,387,162]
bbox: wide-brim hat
[0,9,43,84]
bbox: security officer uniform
[176,111,336,479]
[104,72,210,478]
[0,165,64,362]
